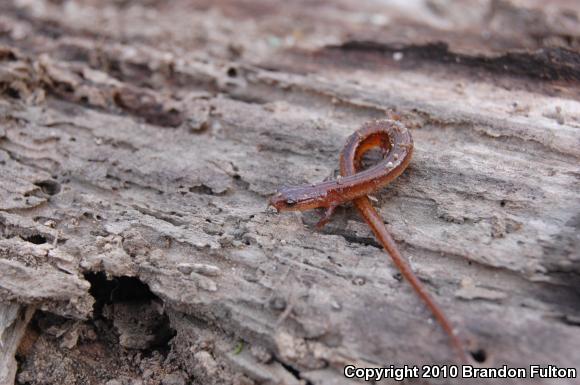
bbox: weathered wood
[0,1,579,384]
[0,304,35,385]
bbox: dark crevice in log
[326,41,580,81]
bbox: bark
[0,1,579,384]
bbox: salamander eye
[285,198,297,207]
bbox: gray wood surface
[0,1,579,384]
[1,304,34,385]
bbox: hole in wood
[34,180,61,195]
[470,348,487,363]
[23,234,47,244]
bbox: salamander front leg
[315,205,337,229]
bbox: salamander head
[269,187,322,212]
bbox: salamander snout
[268,191,298,212]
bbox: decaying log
[0,1,579,384]
[0,304,35,385]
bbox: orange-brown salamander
[270,119,468,363]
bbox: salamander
[270,119,468,362]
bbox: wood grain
[0,1,579,384]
